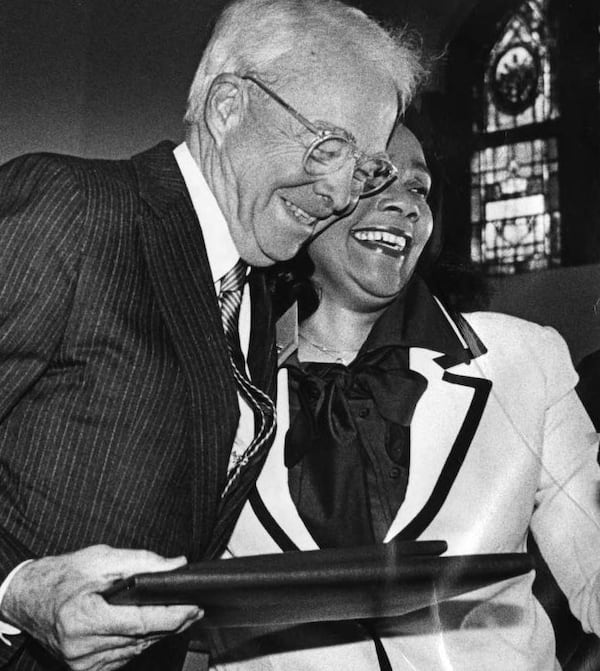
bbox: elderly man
[0,0,424,670]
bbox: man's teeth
[283,199,316,225]
[353,230,409,251]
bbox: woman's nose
[376,182,420,220]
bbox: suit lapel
[132,143,239,557]
[385,343,492,542]
[247,270,277,399]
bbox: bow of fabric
[284,349,428,468]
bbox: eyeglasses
[241,75,398,197]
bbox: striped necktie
[218,259,276,496]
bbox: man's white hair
[184,0,425,127]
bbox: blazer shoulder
[464,310,577,403]
[465,310,554,341]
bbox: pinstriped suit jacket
[0,142,277,670]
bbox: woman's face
[308,125,433,312]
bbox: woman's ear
[204,73,247,146]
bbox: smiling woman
[263,123,435,351]
[305,125,433,321]
[209,122,600,671]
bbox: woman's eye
[410,184,430,198]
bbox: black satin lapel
[434,311,488,369]
[139,197,239,558]
[248,487,300,552]
[247,270,277,399]
[395,369,492,541]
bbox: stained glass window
[471,139,560,273]
[471,0,561,275]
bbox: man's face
[218,53,398,266]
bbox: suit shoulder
[0,153,88,251]
[0,151,139,212]
[0,151,138,203]
[0,152,82,197]
[0,151,141,261]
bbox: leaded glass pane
[470,139,561,274]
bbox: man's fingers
[82,596,202,638]
[64,637,156,671]
[122,603,203,637]
[59,624,192,670]
[75,545,189,581]
[1,544,200,671]
[57,631,164,660]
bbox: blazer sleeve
[528,325,600,634]
[0,153,84,579]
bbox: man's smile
[282,198,318,226]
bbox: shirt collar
[173,142,239,283]
[362,275,469,362]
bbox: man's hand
[0,545,203,671]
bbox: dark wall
[487,264,600,365]
[1,0,91,160]
[1,0,477,162]
[0,0,223,162]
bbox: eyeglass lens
[304,136,395,195]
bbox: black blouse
[283,277,470,548]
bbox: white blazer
[211,312,600,671]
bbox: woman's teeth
[353,229,410,251]
[283,199,317,225]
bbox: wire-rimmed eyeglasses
[241,75,398,197]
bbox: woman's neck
[297,297,385,364]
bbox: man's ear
[204,74,247,146]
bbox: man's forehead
[282,49,394,99]
[279,56,398,143]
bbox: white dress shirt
[0,141,255,643]
[173,142,255,471]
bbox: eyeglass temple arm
[240,75,323,136]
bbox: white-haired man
[0,0,424,670]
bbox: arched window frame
[470,0,561,276]
[437,0,600,273]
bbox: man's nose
[312,161,358,214]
